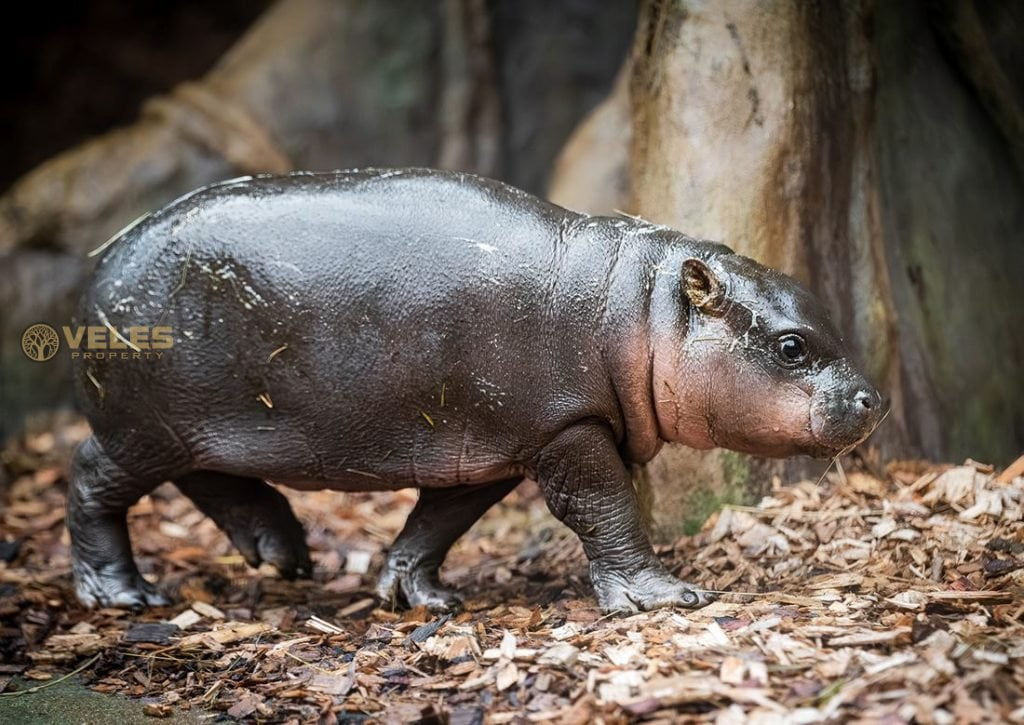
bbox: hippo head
[652,251,884,459]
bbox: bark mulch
[2,419,1023,723]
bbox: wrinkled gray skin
[68,169,883,613]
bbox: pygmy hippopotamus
[68,168,883,613]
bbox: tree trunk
[552,0,1024,540]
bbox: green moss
[680,451,754,535]
[0,676,199,725]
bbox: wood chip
[191,601,226,620]
[167,609,202,630]
[829,628,911,647]
[178,622,273,649]
[4,419,1023,723]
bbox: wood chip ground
[2,420,1023,722]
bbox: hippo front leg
[534,423,715,614]
[377,479,521,611]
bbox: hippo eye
[776,334,808,365]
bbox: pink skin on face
[652,318,821,459]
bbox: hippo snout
[810,375,884,456]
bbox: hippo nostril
[854,390,874,410]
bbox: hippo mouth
[802,440,843,459]
[809,425,871,459]
[809,401,887,459]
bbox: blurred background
[1,0,1022,536]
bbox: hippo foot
[591,562,716,614]
[73,560,171,609]
[224,519,312,580]
[174,473,312,580]
[375,565,462,612]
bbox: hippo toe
[591,563,717,614]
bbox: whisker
[814,442,856,488]
[875,405,893,430]
[835,455,848,487]
[814,452,840,487]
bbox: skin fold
[68,168,883,612]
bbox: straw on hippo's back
[69,168,882,612]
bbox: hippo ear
[682,258,725,314]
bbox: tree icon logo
[21,323,60,362]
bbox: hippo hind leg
[68,437,170,608]
[175,472,311,578]
[377,478,521,611]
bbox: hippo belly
[78,170,618,491]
